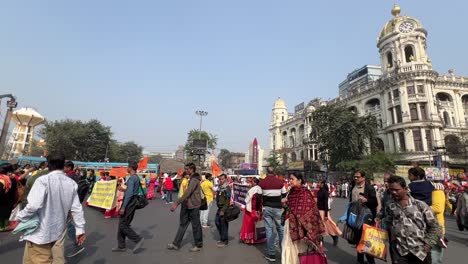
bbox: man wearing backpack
[350,170,378,264]
[112,162,145,253]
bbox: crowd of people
[2,157,468,264]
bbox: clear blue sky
[2,1,467,153]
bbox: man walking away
[112,162,145,253]
[259,166,287,262]
[167,163,203,252]
[215,174,231,247]
[385,176,442,264]
[17,155,86,264]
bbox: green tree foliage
[336,151,397,178]
[266,151,286,176]
[311,104,378,168]
[184,129,218,160]
[110,141,143,163]
[218,149,232,169]
[41,119,143,162]
[148,154,164,164]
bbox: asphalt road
[1,196,467,264]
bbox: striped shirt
[259,175,287,208]
[17,170,85,245]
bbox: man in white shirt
[17,155,86,264]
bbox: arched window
[387,52,393,68]
[405,45,415,62]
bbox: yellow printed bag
[356,224,388,260]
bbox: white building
[270,5,468,164]
[269,98,326,165]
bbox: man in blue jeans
[259,167,287,262]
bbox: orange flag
[177,169,184,176]
[109,166,128,177]
[138,156,149,171]
[212,160,221,177]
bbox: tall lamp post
[195,110,208,132]
[195,110,208,168]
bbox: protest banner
[87,180,117,210]
[233,183,250,208]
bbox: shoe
[112,247,127,252]
[167,243,179,250]
[66,247,85,257]
[332,235,339,246]
[216,242,227,248]
[132,238,144,253]
[189,246,202,252]
[264,254,276,262]
[202,225,210,228]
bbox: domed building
[270,5,468,166]
[269,97,325,166]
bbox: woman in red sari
[282,173,325,264]
[240,177,265,244]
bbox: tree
[336,151,397,178]
[112,141,143,163]
[41,119,112,161]
[148,154,164,164]
[218,149,232,169]
[311,104,378,168]
[29,139,46,157]
[184,129,218,161]
[266,151,286,176]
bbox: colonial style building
[270,5,468,165]
[269,97,325,165]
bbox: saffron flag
[212,160,221,177]
[109,166,127,177]
[138,156,149,171]
[177,168,184,176]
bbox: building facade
[269,98,325,165]
[270,6,468,164]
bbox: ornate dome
[306,105,315,113]
[273,97,287,109]
[378,5,425,43]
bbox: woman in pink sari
[147,176,157,200]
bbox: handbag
[298,244,328,264]
[200,187,208,211]
[224,204,241,222]
[135,180,149,210]
[356,224,388,260]
[255,220,266,240]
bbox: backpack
[346,201,373,230]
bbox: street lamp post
[195,110,208,168]
[195,110,208,132]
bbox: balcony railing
[400,63,428,73]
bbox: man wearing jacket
[350,170,378,264]
[112,162,145,253]
[167,163,203,252]
[215,174,231,247]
